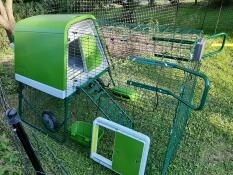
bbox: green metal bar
[128,56,210,111]
[154,53,189,62]
[162,78,196,175]
[94,80,133,124]
[18,83,24,116]
[126,121,133,128]
[203,32,227,59]
[20,94,67,143]
[63,97,70,142]
[104,103,115,114]
[87,84,100,94]
[159,26,171,33]
[119,115,127,125]
[79,68,109,89]
[80,80,133,128]
[111,110,121,121]
[108,69,116,86]
[93,91,105,102]
[162,60,201,175]
[80,87,112,120]
[152,37,195,45]
[100,98,109,108]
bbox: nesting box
[15,14,109,99]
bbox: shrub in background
[209,0,233,7]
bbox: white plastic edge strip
[15,74,66,99]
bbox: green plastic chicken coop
[15,14,133,143]
[15,14,109,99]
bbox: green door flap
[112,132,144,175]
[79,35,103,72]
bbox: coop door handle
[202,32,227,59]
[128,56,210,111]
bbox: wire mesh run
[1,0,219,175]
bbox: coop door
[91,117,150,175]
[68,39,85,80]
[67,19,108,93]
[79,35,103,72]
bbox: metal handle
[203,32,227,59]
[128,57,210,111]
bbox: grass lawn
[169,38,233,174]
[177,4,233,34]
[1,3,233,175]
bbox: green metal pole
[18,83,24,116]
[63,97,70,142]
[108,68,116,86]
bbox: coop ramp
[79,79,133,128]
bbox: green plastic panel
[112,132,144,175]
[15,14,96,33]
[110,86,139,102]
[80,35,102,72]
[70,121,104,147]
[152,37,195,45]
[15,32,66,90]
[15,14,96,91]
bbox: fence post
[6,108,45,175]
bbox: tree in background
[149,0,155,6]
[209,0,232,7]
[122,0,138,23]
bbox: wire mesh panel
[0,29,70,174]
[67,19,109,96]
[16,1,205,174]
[0,0,223,174]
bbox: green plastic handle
[203,32,227,59]
[128,57,210,111]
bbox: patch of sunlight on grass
[209,114,233,137]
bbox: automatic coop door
[91,117,150,175]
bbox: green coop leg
[18,83,24,116]
[63,97,70,142]
[108,68,116,86]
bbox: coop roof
[15,14,96,33]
